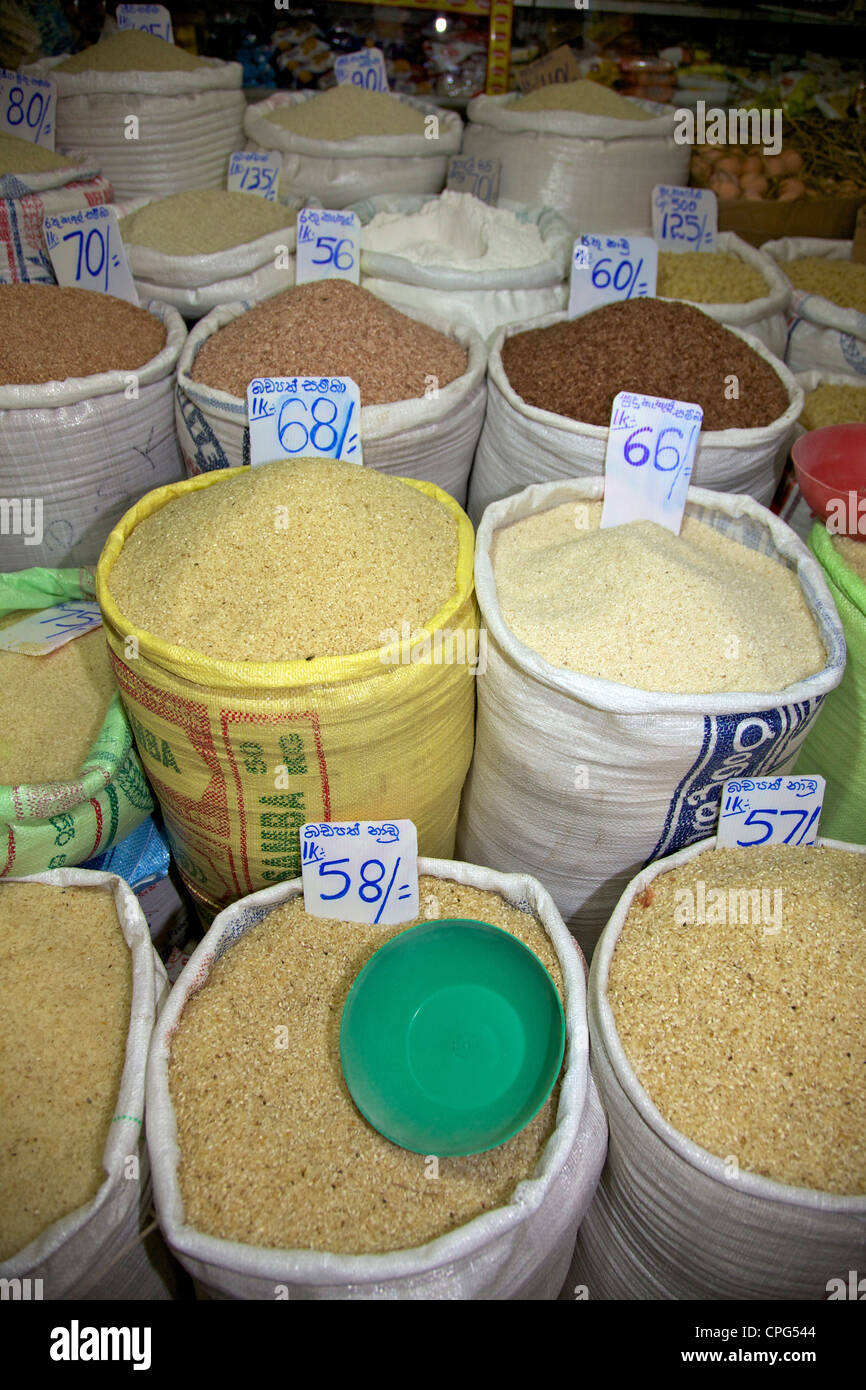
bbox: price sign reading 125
[601,391,702,535]
[43,205,138,303]
[227,150,280,202]
[0,68,56,148]
[334,47,389,93]
[568,234,658,318]
[717,776,825,849]
[652,185,717,254]
[247,376,363,467]
[300,820,419,926]
[295,208,360,286]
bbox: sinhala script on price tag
[0,68,56,149]
[717,775,825,849]
[601,391,702,535]
[301,819,419,926]
[247,376,363,467]
[652,185,718,253]
[568,234,658,318]
[116,4,173,42]
[296,208,360,286]
[334,46,389,92]
[44,205,138,304]
[227,149,280,202]
[0,602,102,656]
[446,156,500,206]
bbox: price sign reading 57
[568,234,658,318]
[295,207,360,286]
[247,376,363,466]
[43,205,138,303]
[601,391,703,535]
[300,819,419,926]
[0,68,56,149]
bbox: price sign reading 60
[601,391,703,535]
[568,234,658,318]
[247,376,363,466]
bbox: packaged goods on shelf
[457,478,845,956]
[244,88,462,209]
[145,858,607,1300]
[176,281,486,508]
[568,838,866,1299]
[763,237,866,379]
[0,284,185,570]
[468,302,802,523]
[96,461,478,921]
[0,871,173,1299]
[25,30,245,202]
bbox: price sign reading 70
[601,391,703,535]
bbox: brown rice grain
[0,284,167,386]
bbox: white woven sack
[0,868,173,1299]
[762,237,866,380]
[467,310,803,524]
[456,478,846,958]
[660,231,789,358]
[0,300,186,569]
[462,93,689,231]
[568,835,866,1300]
[792,369,864,443]
[244,92,462,209]
[350,194,570,341]
[175,300,487,507]
[25,55,245,202]
[146,856,608,1301]
[0,155,111,283]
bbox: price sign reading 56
[295,208,360,286]
[247,376,363,466]
[601,391,703,535]
[0,68,56,149]
[43,205,138,303]
[300,819,418,926]
[568,234,658,318]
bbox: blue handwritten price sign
[296,207,360,286]
[246,376,362,467]
[227,150,280,202]
[568,234,658,318]
[717,776,825,848]
[300,819,419,926]
[0,68,56,149]
[334,47,389,93]
[0,601,102,655]
[116,3,173,42]
[652,185,717,253]
[446,156,501,206]
[44,205,138,303]
[601,391,702,535]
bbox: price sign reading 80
[300,820,419,926]
[246,376,363,467]
[601,390,703,535]
[0,68,56,148]
[568,234,658,318]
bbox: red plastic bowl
[792,423,866,541]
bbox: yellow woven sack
[95,467,478,919]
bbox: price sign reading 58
[247,376,363,466]
[296,207,360,286]
[601,391,703,535]
[43,205,138,303]
[568,234,658,318]
[0,68,56,148]
[301,819,419,926]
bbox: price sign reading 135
[601,391,702,535]
[247,376,363,466]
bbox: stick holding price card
[717,776,825,849]
[296,208,360,286]
[601,391,703,536]
[301,820,419,926]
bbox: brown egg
[716,155,743,176]
[740,173,769,196]
[763,154,786,177]
[741,154,764,175]
[710,171,742,199]
[777,178,806,201]
[779,149,804,174]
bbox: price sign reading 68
[601,391,703,535]
[247,376,363,466]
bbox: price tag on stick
[301,819,419,926]
[0,68,56,148]
[717,776,825,848]
[601,391,702,535]
[335,47,389,93]
[247,376,363,466]
[446,156,500,206]
[44,205,138,303]
[227,150,280,202]
[295,208,360,286]
[652,184,717,253]
[116,4,174,42]
[568,234,657,318]
[0,602,102,655]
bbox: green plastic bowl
[339,918,565,1156]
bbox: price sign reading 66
[601,391,703,535]
[247,376,363,467]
